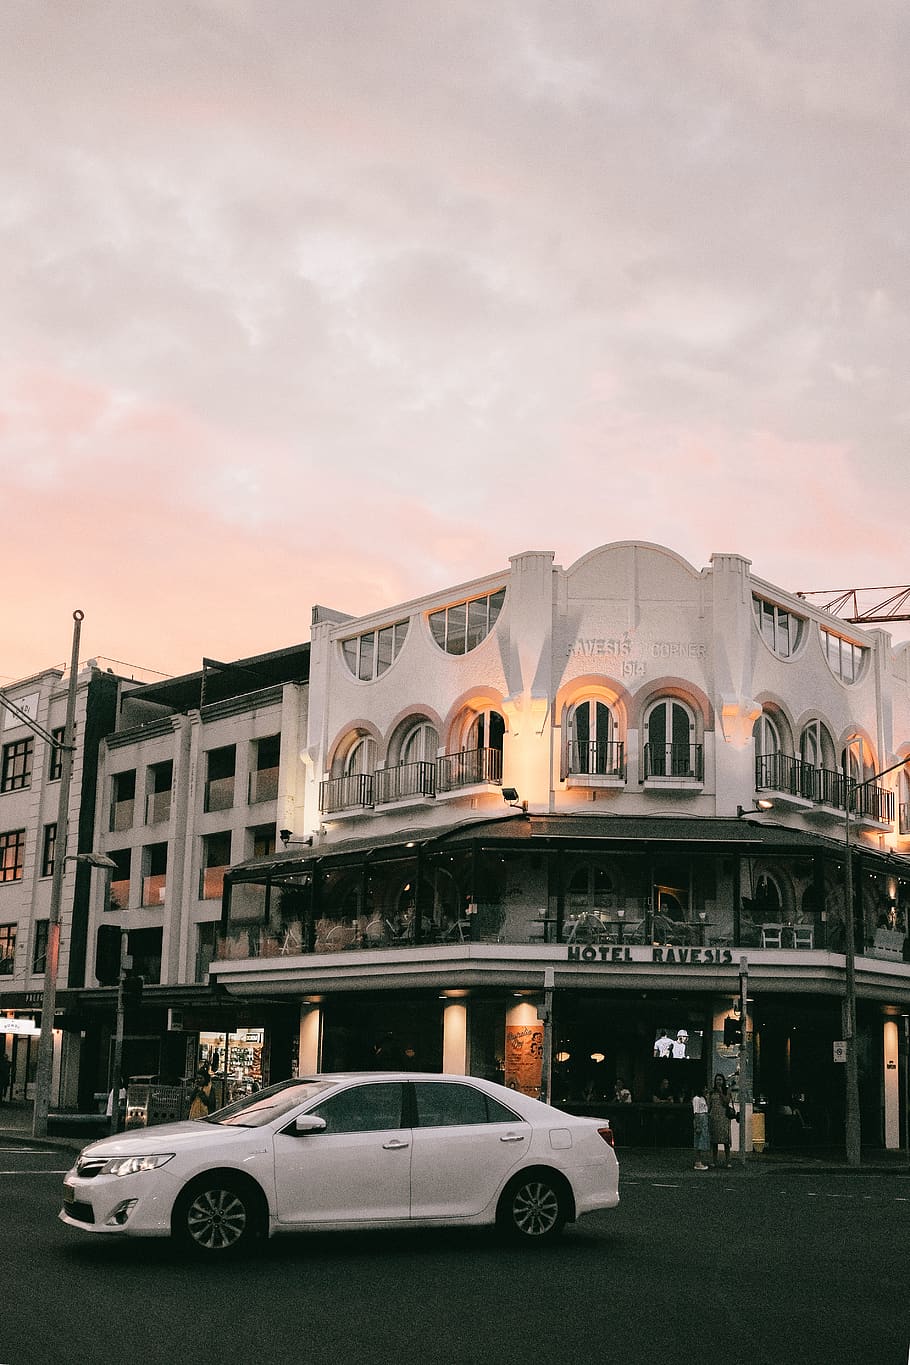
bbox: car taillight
[596,1126,615,1147]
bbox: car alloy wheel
[182,1181,253,1254]
[501,1174,565,1241]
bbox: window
[401,722,439,767]
[250,735,280,803]
[251,825,276,858]
[437,709,504,789]
[146,761,173,825]
[344,735,377,778]
[341,621,409,680]
[644,699,699,778]
[822,628,866,683]
[110,770,136,832]
[753,597,802,657]
[413,1081,519,1127]
[0,923,15,974]
[204,746,236,812]
[0,830,25,883]
[48,727,65,781]
[109,849,131,909]
[567,864,614,914]
[567,700,622,776]
[753,713,781,760]
[200,832,231,900]
[308,1082,405,1134]
[1,738,34,793]
[142,843,168,906]
[32,920,48,975]
[428,589,506,655]
[41,824,57,879]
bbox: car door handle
[382,1139,410,1150]
[499,1133,526,1142]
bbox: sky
[3,1,909,684]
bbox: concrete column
[442,1001,468,1074]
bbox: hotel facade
[4,542,910,1148]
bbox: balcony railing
[756,754,894,822]
[436,747,503,792]
[642,743,703,780]
[566,740,625,779]
[249,766,279,803]
[142,873,167,906]
[374,761,436,804]
[200,865,227,901]
[204,776,235,812]
[146,789,172,825]
[319,772,375,814]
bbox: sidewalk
[3,1098,910,1174]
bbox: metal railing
[755,753,894,822]
[374,761,436,804]
[642,743,703,780]
[566,740,625,779]
[319,772,375,813]
[436,747,503,792]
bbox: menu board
[504,1022,544,1098]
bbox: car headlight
[100,1154,175,1177]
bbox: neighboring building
[0,661,126,1106]
[215,543,910,1150]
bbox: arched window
[401,721,439,767]
[753,712,782,792]
[567,700,622,777]
[438,707,505,790]
[344,736,377,777]
[799,720,835,800]
[566,865,615,915]
[644,699,699,778]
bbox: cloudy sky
[3,1,909,683]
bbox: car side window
[307,1082,404,1134]
[414,1081,521,1127]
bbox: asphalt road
[1,1142,907,1365]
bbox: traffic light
[95,925,122,986]
[724,1016,743,1046]
[122,972,144,1008]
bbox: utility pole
[32,611,83,1138]
[738,956,749,1168]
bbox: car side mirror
[293,1114,327,1135]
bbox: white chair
[791,926,814,949]
[761,925,783,948]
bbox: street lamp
[842,753,910,1167]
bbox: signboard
[504,1023,544,1098]
[833,1041,847,1063]
[0,1018,40,1035]
[2,690,40,730]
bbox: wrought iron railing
[755,754,894,822]
[642,743,703,780]
[567,740,625,779]
[318,772,375,813]
[374,761,436,804]
[436,747,503,792]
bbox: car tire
[174,1175,263,1256]
[497,1171,566,1243]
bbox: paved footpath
[3,1098,909,1176]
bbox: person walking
[692,1088,710,1169]
[0,1050,10,1103]
[707,1072,734,1167]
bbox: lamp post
[841,753,910,1168]
[31,611,83,1139]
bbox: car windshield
[204,1079,336,1128]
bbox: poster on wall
[504,1023,544,1098]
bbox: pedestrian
[0,1050,10,1102]
[188,1066,217,1120]
[692,1088,710,1169]
[707,1072,734,1167]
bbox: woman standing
[707,1072,734,1167]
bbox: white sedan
[60,1072,619,1254]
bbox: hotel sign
[567,945,734,965]
[567,635,707,680]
